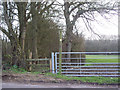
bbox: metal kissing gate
[51,52,120,77]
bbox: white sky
[76,13,118,39]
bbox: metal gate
[51,52,120,77]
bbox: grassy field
[85,55,118,63]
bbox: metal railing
[52,52,120,77]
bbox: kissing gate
[51,52,120,77]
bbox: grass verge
[46,73,119,85]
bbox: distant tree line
[85,36,118,52]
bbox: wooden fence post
[29,62,32,72]
[50,59,52,72]
[29,52,32,72]
[59,30,62,74]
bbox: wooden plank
[30,64,49,66]
[27,58,49,61]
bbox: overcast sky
[76,13,118,39]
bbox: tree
[63,1,117,58]
[25,17,59,58]
[30,2,39,59]
[0,1,55,66]
[0,2,28,67]
[26,1,55,59]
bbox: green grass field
[85,55,118,63]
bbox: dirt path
[2,73,118,88]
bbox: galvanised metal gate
[51,52,120,77]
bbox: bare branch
[0,26,10,38]
[72,4,117,26]
[69,2,91,14]
[39,1,54,16]
[82,15,101,38]
[2,2,14,35]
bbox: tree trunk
[32,32,38,59]
[10,37,20,66]
[10,36,26,68]
[66,27,72,60]
[31,3,38,59]
[19,27,26,68]
[64,2,86,64]
[64,2,73,60]
[17,2,27,67]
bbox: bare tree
[0,1,56,66]
[0,2,28,67]
[62,1,117,58]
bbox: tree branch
[3,2,14,35]
[0,26,10,38]
[39,1,54,16]
[82,15,101,38]
[69,2,91,14]
[72,5,117,26]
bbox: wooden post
[59,30,62,74]
[29,62,32,72]
[29,52,32,72]
[50,59,52,72]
